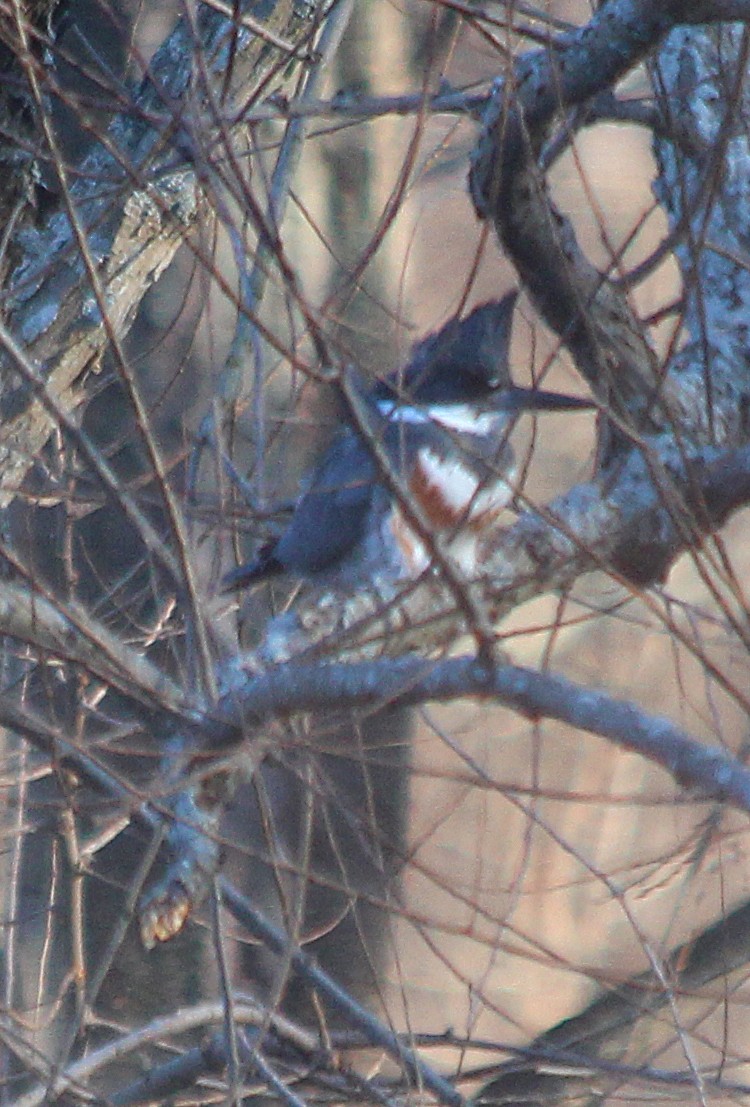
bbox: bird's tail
[220,546,282,592]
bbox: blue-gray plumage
[222,293,592,591]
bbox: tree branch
[0,0,322,506]
[469,0,750,445]
[474,891,750,1107]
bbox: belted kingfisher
[223,292,592,591]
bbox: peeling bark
[0,0,320,505]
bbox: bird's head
[374,292,592,429]
[377,292,517,410]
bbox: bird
[222,292,592,593]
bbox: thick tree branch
[0,0,322,506]
[650,23,750,443]
[0,579,192,716]
[469,0,750,447]
[469,0,672,431]
[213,656,750,810]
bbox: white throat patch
[377,400,499,436]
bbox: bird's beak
[501,385,594,413]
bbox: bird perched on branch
[223,292,592,592]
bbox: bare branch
[469,0,673,431]
[475,891,750,1107]
[0,0,323,505]
[0,579,189,715]
[214,654,750,810]
[220,880,465,1107]
[469,0,750,445]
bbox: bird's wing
[223,413,432,589]
[272,431,380,575]
[222,430,384,590]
